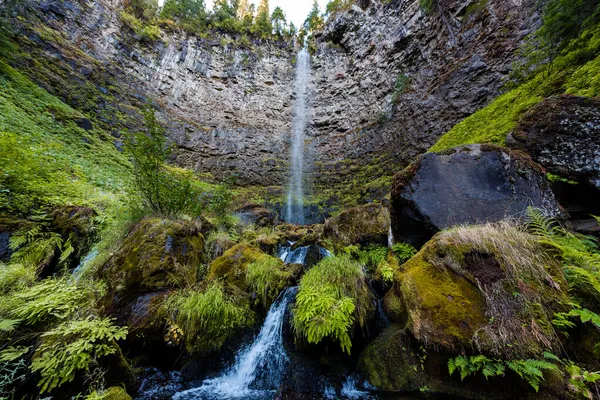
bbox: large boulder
[235,203,276,227]
[100,218,207,305]
[391,144,562,247]
[322,203,390,249]
[509,95,600,190]
[392,222,567,358]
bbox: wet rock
[391,144,563,247]
[322,203,390,249]
[510,95,600,190]
[235,204,276,227]
[74,116,93,131]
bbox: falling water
[172,287,298,400]
[286,47,311,225]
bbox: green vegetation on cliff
[430,0,600,152]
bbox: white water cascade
[285,47,311,225]
[172,287,297,400]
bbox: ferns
[30,317,127,393]
[246,257,293,307]
[448,355,559,391]
[391,242,417,263]
[163,282,254,354]
[292,255,373,354]
[9,226,74,270]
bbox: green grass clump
[430,23,600,152]
[246,257,293,307]
[292,255,373,354]
[164,282,255,354]
[0,262,35,294]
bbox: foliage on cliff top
[292,254,373,354]
[430,3,600,152]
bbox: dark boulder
[391,144,562,247]
[509,95,600,190]
[74,116,93,131]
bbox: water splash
[172,287,298,400]
[341,376,372,399]
[286,47,311,225]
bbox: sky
[157,0,330,29]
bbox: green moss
[88,387,132,400]
[323,203,390,250]
[400,244,488,349]
[208,243,271,291]
[100,218,205,296]
[357,325,423,392]
[430,22,600,152]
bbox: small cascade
[172,287,298,400]
[341,377,372,400]
[70,249,98,281]
[285,47,311,225]
[278,241,310,265]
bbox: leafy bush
[125,106,196,217]
[292,255,372,354]
[391,242,417,263]
[30,317,127,393]
[246,257,293,306]
[163,282,254,354]
[448,355,559,392]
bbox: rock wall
[310,0,540,195]
[11,0,539,201]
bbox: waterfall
[172,287,298,400]
[285,47,311,225]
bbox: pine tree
[236,0,249,20]
[271,6,286,37]
[254,0,272,37]
[303,0,323,32]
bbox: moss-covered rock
[95,386,132,400]
[357,325,423,392]
[397,222,567,358]
[100,218,205,303]
[322,203,389,249]
[208,243,276,292]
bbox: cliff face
[310,0,539,196]
[11,0,538,201]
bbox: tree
[303,0,323,32]
[125,106,194,217]
[271,6,286,36]
[288,21,297,38]
[126,0,159,20]
[236,0,249,20]
[254,0,272,37]
[161,0,206,28]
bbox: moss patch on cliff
[430,23,600,152]
[208,243,274,292]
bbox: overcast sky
[157,0,330,28]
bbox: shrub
[125,106,195,217]
[30,317,127,393]
[163,282,254,354]
[292,255,373,354]
[391,242,417,263]
[246,257,293,306]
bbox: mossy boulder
[358,326,569,399]
[357,325,424,392]
[235,203,276,227]
[100,218,206,303]
[96,387,132,400]
[208,243,277,292]
[509,95,600,190]
[322,203,390,249]
[391,144,563,247]
[396,222,567,358]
